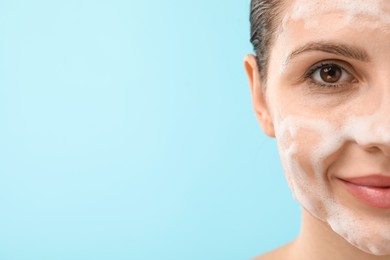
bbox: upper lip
[339,175,390,188]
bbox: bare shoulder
[251,242,295,260]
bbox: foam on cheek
[274,103,390,255]
[286,0,390,31]
[275,117,339,215]
[325,107,390,255]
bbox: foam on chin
[274,104,390,255]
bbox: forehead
[271,0,390,62]
[282,0,390,31]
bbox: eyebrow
[286,41,370,63]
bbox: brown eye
[320,65,341,83]
[309,62,355,87]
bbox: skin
[245,0,390,259]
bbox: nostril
[365,146,381,153]
[361,143,390,157]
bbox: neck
[290,209,390,260]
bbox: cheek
[277,124,326,197]
[275,116,343,215]
[275,116,340,178]
[280,129,319,178]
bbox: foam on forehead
[286,0,390,30]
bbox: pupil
[327,68,335,77]
[320,65,341,83]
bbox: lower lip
[340,179,390,209]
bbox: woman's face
[253,0,390,255]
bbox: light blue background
[0,1,300,259]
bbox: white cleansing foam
[274,101,390,255]
[287,0,390,31]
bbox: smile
[339,175,390,209]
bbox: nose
[355,110,390,157]
[348,81,390,157]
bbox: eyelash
[304,61,357,89]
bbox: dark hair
[250,0,285,83]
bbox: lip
[339,175,390,209]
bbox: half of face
[246,0,390,255]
